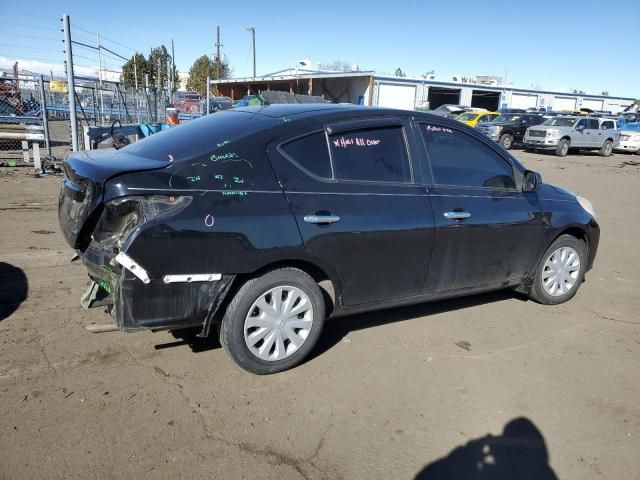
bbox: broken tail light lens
[93,195,193,249]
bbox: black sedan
[58,104,599,374]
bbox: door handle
[304,214,341,224]
[444,211,471,220]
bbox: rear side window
[420,124,516,189]
[280,132,332,178]
[328,126,411,183]
[587,119,599,129]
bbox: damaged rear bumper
[80,242,233,332]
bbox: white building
[212,67,635,114]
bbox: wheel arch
[226,258,341,317]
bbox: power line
[0,43,62,53]
[0,22,59,31]
[71,23,136,52]
[0,33,61,42]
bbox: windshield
[543,117,577,127]
[185,95,200,102]
[457,112,477,121]
[493,114,521,123]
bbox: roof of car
[232,103,413,119]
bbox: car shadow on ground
[309,289,526,361]
[158,288,527,356]
[414,417,559,480]
[0,262,28,321]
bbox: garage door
[581,98,603,111]
[511,93,537,109]
[554,97,577,111]
[377,84,416,110]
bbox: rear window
[122,111,273,162]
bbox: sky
[1,0,638,97]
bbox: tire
[555,139,570,157]
[599,140,613,157]
[499,134,514,150]
[220,268,325,374]
[529,234,587,305]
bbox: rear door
[268,117,436,306]
[414,121,541,293]
[588,118,603,146]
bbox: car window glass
[280,132,332,178]
[600,120,614,130]
[576,119,587,129]
[587,119,599,129]
[420,124,516,189]
[478,115,487,123]
[329,126,411,183]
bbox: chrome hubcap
[243,286,313,361]
[542,247,580,296]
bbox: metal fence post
[63,14,79,151]
[38,75,51,157]
[206,76,210,116]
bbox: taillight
[93,195,192,250]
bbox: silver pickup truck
[523,116,620,157]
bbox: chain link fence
[1,73,186,169]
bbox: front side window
[576,119,588,129]
[420,124,516,189]
[328,126,411,183]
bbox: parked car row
[453,108,633,158]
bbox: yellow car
[456,111,500,128]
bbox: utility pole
[171,38,175,92]
[63,14,79,151]
[215,25,222,80]
[247,26,256,78]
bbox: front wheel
[529,234,587,305]
[499,134,514,150]
[220,268,325,374]
[599,140,613,157]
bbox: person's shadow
[415,417,559,480]
[0,262,28,321]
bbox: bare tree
[319,60,352,72]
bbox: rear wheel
[499,134,514,150]
[529,234,587,305]
[599,140,613,157]
[220,268,325,374]
[555,139,570,157]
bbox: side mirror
[523,170,542,192]
[576,124,585,131]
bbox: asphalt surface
[1,149,639,479]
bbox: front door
[269,118,435,306]
[414,121,542,293]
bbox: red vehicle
[172,91,201,114]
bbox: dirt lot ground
[1,150,639,479]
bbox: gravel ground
[1,149,639,480]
